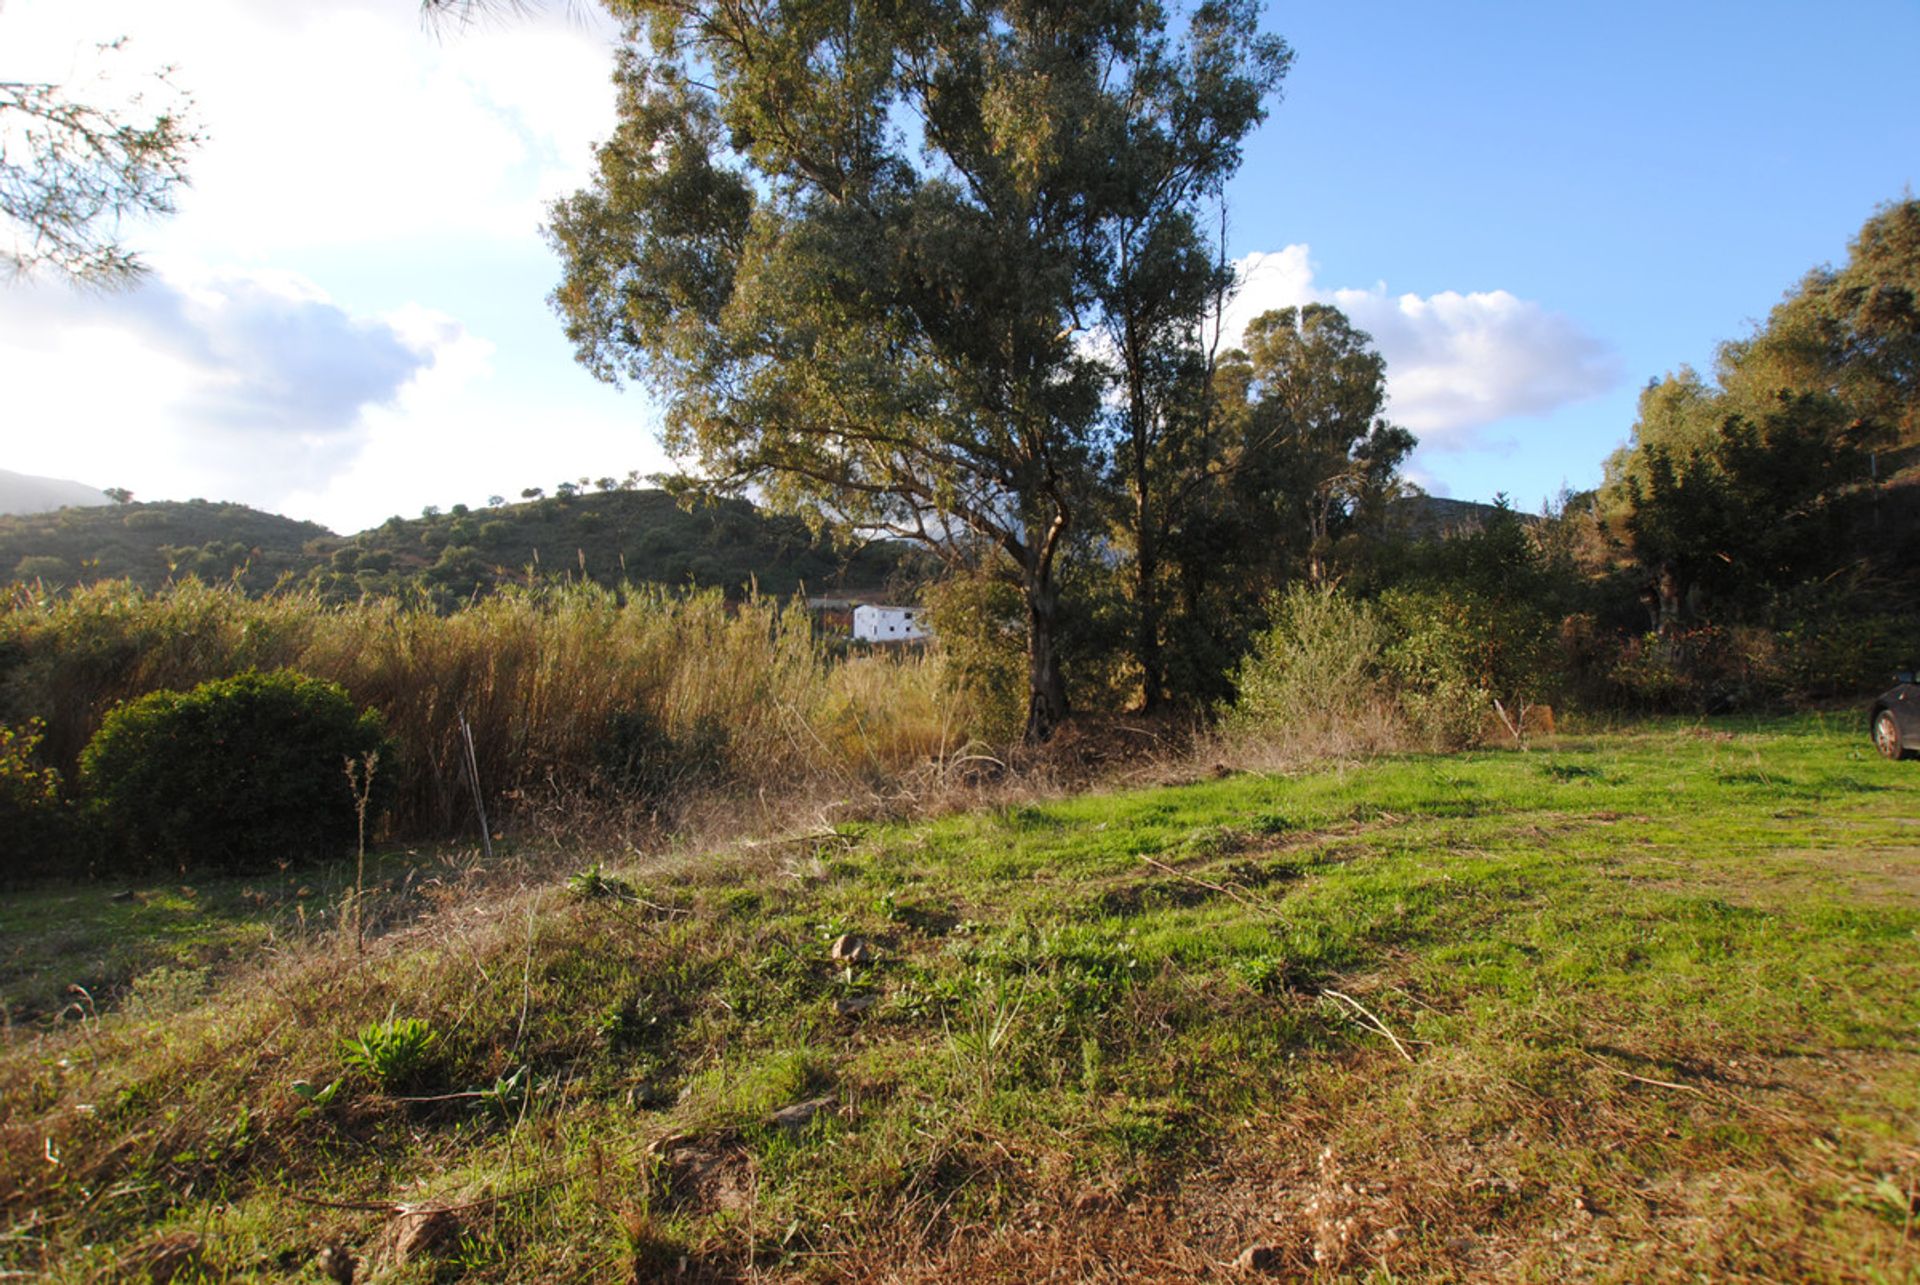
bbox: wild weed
[339,1011,438,1090]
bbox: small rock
[1232,1243,1284,1274]
[770,1095,835,1133]
[833,993,878,1016]
[829,934,872,964]
[372,1206,460,1272]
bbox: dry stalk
[1320,989,1415,1064]
[1137,854,1272,913]
[343,749,380,955]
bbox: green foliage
[1624,394,1874,607]
[923,572,1027,745]
[0,499,331,594]
[78,669,392,875]
[548,0,1288,738]
[1146,304,1415,709]
[1600,198,1920,637]
[595,708,729,811]
[1378,590,1505,746]
[339,1013,438,1092]
[1380,587,1558,746]
[0,490,910,606]
[568,862,637,902]
[0,718,72,884]
[1228,585,1382,733]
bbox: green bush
[79,669,393,875]
[924,573,1027,744]
[1228,585,1382,733]
[1380,587,1558,747]
[1,718,74,884]
[1605,625,1789,713]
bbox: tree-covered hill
[0,490,912,603]
[321,489,911,604]
[0,499,332,590]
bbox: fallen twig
[1137,855,1270,913]
[1581,1052,1705,1097]
[1320,989,1415,1063]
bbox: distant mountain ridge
[1391,492,1541,540]
[2,486,1528,602]
[0,489,910,604]
[0,470,112,517]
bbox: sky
[2,0,1917,534]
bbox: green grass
[2,715,1916,1281]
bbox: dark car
[1871,671,1919,760]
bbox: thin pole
[458,712,494,859]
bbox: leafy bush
[79,669,393,875]
[1605,625,1785,713]
[1380,588,1558,747]
[924,573,1027,745]
[1770,585,1918,701]
[0,718,74,883]
[1229,585,1382,734]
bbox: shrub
[924,573,1027,745]
[1380,588,1558,747]
[1606,625,1785,713]
[79,669,393,875]
[0,718,73,884]
[1229,585,1383,735]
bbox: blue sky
[1234,0,1920,508]
[3,0,1917,532]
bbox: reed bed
[0,579,981,840]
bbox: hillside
[0,719,1914,1279]
[1390,491,1539,540]
[0,499,332,590]
[0,469,112,517]
[320,489,912,604]
[0,490,914,601]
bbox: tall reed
[0,579,979,840]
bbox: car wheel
[1873,708,1909,760]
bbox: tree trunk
[1655,562,1683,635]
[1134,475,1166,714]
[1024,572,1070,742]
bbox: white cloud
[0,267,451,509]
[279,384,666,536]
[1,262,668,532]
[1221,246,1621,447]
[0,0,657,530]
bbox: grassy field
[2,716,1916,1281]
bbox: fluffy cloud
[0,0,656,531]
[0,267,457,508]
[1221,246,1621,447]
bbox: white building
[852,604,933,643]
